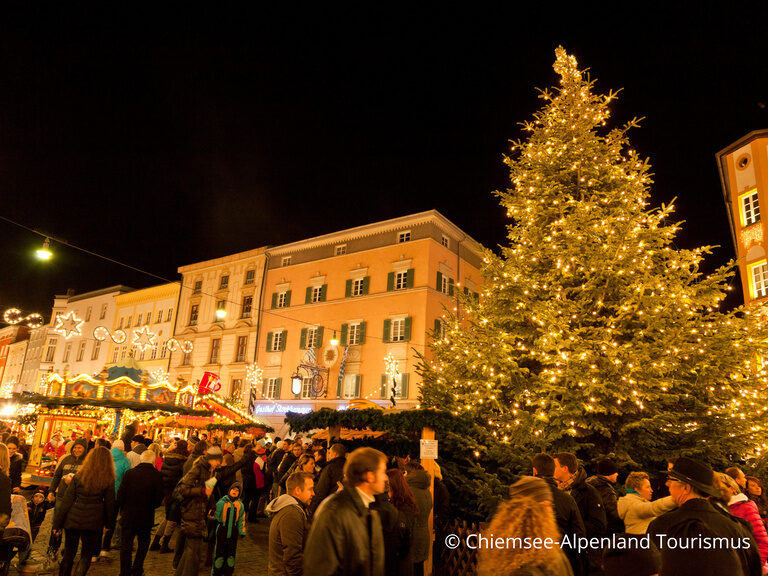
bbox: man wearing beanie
[587,459,624,534]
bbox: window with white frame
[91,340,101,361]
[391,319,406,342]
[394,270,408,290]
[335,244,347,256]
[85,306,92,322]
[241,296,253,319]
[311,286,323,303]
[150,342,158,360]
[100,304,108,320]
[126,316,132,329]
[265,377,278,399]
[348,322,362,345]
[120,345,127,361]
[742,190,760,227]
[63,342,72,363]
[235,336,248,362]
[189,305,199,326]
[139,349,146,361]
[136,313,142,326]
[441,235,449,248]
[118,317,124,330]
[352,278,364,296]
[219,275,229,290]
[156,310,163,323]
[752,261,768,299]
[244,269,255,285]
[182,350,192,365]
[166,308,173,322]
[282,256,292,267]
[277,291,288,308]
[145,314,150,325]
[441,275,450,294]
[76,341,86,362]
[343,374,360,398]
[270,331,285,352]
[111,347,119,363]
[397,231,411,243]
[160,340,168,358]
[45,339,57,363]
[307,327,319,349]
[301,377,313,399]
[210,339,221,364]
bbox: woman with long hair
[53,446,116,576]
[378,468,419,576]
[478,476,573,576]
[718,473,768,567]
[747,476,768,519]
[148,443,164,471]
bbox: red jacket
[730,494,768,568]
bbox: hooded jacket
[111,447,131,494]
[586,474,623,533]
[266,494,309,576]
[562,467,607,539]
[178,457,216,537]
[117,462,164,529]
[49,438,88,499]
[53,475,116,532]
[405,469,433,564]
[729,493,768,566]
[617,491,676,534]
[161,450,187,503]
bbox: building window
[166,308,173,322]
[100,304,108,320]
[210,339,221,364]
[111,347,119,363]
[244,269,255,285]
[85,306,92,322]
[193,280,202,294]
[63,342,72,363]
[219,275,229,290]
[395,271,408,290]
[118,317,124,330]
[348,322,362,345]
[352,278,364,297]
[235,336,248,362]
[308,328,320,349]
[189,305,199,326]
[752,261,768,299]
[311,286,323,303]
[282,256,292,267]
[161,340,168,358]
[441,235,450,248]
[126,316,132,329]
[264,377,279,399]
[120,345,127,361]
[241,296,253,319]
[276,291,289,308]
[45,339,57,363]
[391,319,406,342]
[136,313,142,326]
[181,350,191,366]
[91,340,101,361]
[215,300,225,321]
[742,190,760,227]
[335,244,347,256]
[397,231,411,243]
[139,349,146,361]
[384,317,411,343]
[145,313,151,325]
[343,374,361,399]
[76,341,86,362]
[269,331,285,352]
[300,377,313,399]
[232,379,243,397]
[156,310,163,323]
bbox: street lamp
[215,307,226,320]
[291,368,302,396]
[36,237,53,260]
[330,330,339,346]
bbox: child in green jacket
[211,482,246,576]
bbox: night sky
[1,6,767,317]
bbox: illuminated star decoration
[55,311,84,339]
[132,326,157,352]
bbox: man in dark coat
[586,459,623,534]
[303,447,386,576]
[276,443,303,494]
[308,443,346,517]
[532,453,588,576]
[266,471,314,575]
[405,462,433,576]
[648,457,761,576]
[268,440,290,499]
[117,449,164,576]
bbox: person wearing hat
[211,481,246,576]
[587,459,624,534]
[647,457,762,576]
[477,476,573,576]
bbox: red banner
[199,372,221,394]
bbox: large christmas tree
[419,48,768,468]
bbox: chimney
[66,289,75,297]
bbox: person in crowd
[212,481,247,576]
[44,432,66,461]
[726,466,748,490]
[432,463,451,575]
[269,440,290,499]
[554,452,606,575]
[117,449,164,576]
[373,468,417,576]
[148,442,164,470]
[266,471,314,575]
[183,440,208,475]
[0,445,13,541]
[277,443,304,495]
[532,453,587,576]
[251,444,268,521]
[83,429,95,452]
[404,461,433,576]
[718,473,768,567]
[174,446,223,576]
[239,444,258,522]
[152,438,188,552]
[101,439,131,557]
[601,534,661,576]
[52,446,116,576]
[586,459,623,534]
[232,439,248,483]
[27,490,54,543]
[477,476,574,576]
[313,448,327,471]
[126,435,148,469]
[617,471,676,534]
[47,437,89,557]
[5,437,23,494]
[309,443,347,518]
[95,438,111,450]
[648,457,761,576]
[746,475,768,519]
[304,447,386,576]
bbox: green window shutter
[406,268,415,288]
[305,286,312,304]
[404,317,412,341]
[386,272,395,292]
[320,284,327,302]
[359,321,366,344]
[400,374,409,398]
[383,319,391,343]
[362,276,370,295]
[354,375,361,398]
[340,324,348,346]
[336,374,343,398]
[436,271,443,291]
[380,374,387,398]
[434,318,441,335]
[316,326,324,347]
[448,278,455,296]
[266,332,273,352]
[345,279,352,297]
[285,291,292,306]
[279,331,287,351]
[275,377,282,398]
[300,328,307,349]
[270,293,277,309]
[261,378,267,397]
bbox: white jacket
[617,492,676,534]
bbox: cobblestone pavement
[13,508,270,575]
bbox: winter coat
[53,475,115,532]
[212,459,247,502]
[49,439,88,499]
[648,498,762,576]
[303,482,385,576]
[309,455,345,517]
[586,474,623,534]
[8,454,23,491]
[215,494,246,538]
[178,457,216,537]
[540,476,587,576]
[617,492,676,534]
[161,450,187,503]
[277,453,299,490]
[0,472,11,530]
[371,494,414,576]
[116,462,164,529]
[563,467,606,539]
[405,469,433,563]
[268,448,286,481]
[266,494,309,576]
[184,442,207,476]
[27,499,54,527]
[729,493,768,566]
[110,447,131,494]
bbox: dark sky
[1,5,767,316]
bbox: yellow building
[108,283,180,373]
[252,210,485,430]
[717,129,768,305]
